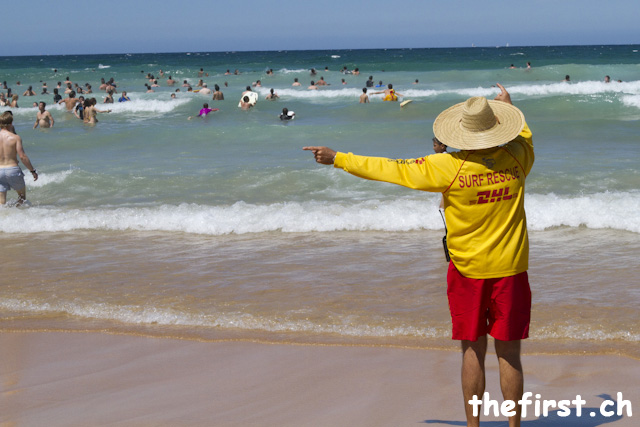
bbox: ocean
[1,45,639,357]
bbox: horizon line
[2,42,639,58]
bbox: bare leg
[15,189,26,207]
[495,339,523,427]
[0,191,6,205]
[461,336,487,427]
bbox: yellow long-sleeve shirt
[334,124,534,279]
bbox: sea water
[1,45,639,356]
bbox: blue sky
[5,0,639,55]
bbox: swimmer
[432,136,447,154]
[74,96,86,119]
[241,86,253,98]
[22,86,36,96]
[375,81,384,88]
[10,95,18,108]
[279,107,295,121]
[145,84,154,93]
[265,88,279,100]
[166,75,176,86]
[118,91,130,102]
[199,83,212,95]
[85,98,111,124]
[370,84,403,101]
[103,91,114,104]
[564,75,571,82]
[353,68,360,76]
[196,79,204,87]
[212,84,224,100]
[182,80,190,87]
[292,78,301,87]
[52,88,62,103]
[359,88,369,104]
[170,93,176,99]
[316,77,329,86]
[33,102,54,129]
[413,79,419,84]
[308,81,318,90]
[366,76,374,88]
[253,80,262,87]
[198,68,204,77]
[188,103,219,120]
[604,75,611,83]
[239,96,253,110]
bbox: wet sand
[1,331,637,426]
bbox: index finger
[496,83,507,93]
[302,146,320,151]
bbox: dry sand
[0,331,637,426]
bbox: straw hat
[433,97,524,150]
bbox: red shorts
[447,262,531,342]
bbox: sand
[0,331,637,426]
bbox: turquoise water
[1,45,639,354]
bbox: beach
[1,45,639,425]
[1,331,638,426]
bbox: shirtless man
[241,86,253,99]
[316,77,329,86]
[198,68,204,77]
[239,96,253,110]
[34,102,54,129]
[166,75,176,86]
[292,78,301,87]
[199,83,212,95]
[212,84,224,100]
[58,91,79,111]
[308,81,318,90]
[0,112,38,206]
[359,88,369,103]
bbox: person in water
[265,88,279,100]
[0,111,38,206]
[212,84,224,100]
[279,107,295,121]
[370,84,403,101]
[359,88,369,104]
[188,103,219,120]
[34,102,54,129]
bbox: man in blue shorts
[0,112,38,206]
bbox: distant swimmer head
[388,84,393,89]
[203,103,209,108]
[362,88,367,93]
[214,84,220,90]
[246,86,251,91]
[432,137,447,153]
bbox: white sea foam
[0,297,445,338]
[96,97,190,114]
[98,64,110,69]
[1,191,638,234]
[621,94,640,109]
[2,297,637,342]
[28,169,73,188]
[254,80,640,103]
